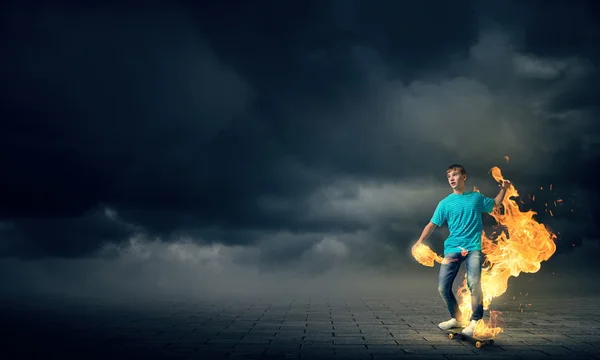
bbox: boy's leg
[464,250,484,322]
[437,253,463,329]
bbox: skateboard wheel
[448,333,454,340]
[475,341,482,348]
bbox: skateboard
[443,327,495,348]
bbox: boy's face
[446,169,466,190]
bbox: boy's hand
[500,180,511,190]
[411,240,421,252]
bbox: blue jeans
[437,250,484,322]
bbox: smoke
[0,236,440,302]
[1,233,597,305]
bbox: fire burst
[412,166,557,338]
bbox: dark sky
[0,0,599,299]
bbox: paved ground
[2,293,600,360]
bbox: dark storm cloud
[0,208,136,258]
[0,4,257,255]
[0,0,598,260]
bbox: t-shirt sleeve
[480,193,496,213]
[430,201,446,227]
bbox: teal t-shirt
[430,191,496,255]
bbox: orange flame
[412,243,443,267]
[413,166,557,338]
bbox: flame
[474,310,504,338]
[412,243,443,267]
[413,166,557,338]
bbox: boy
[412,164,510,336]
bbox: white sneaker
[461,320,478,336]
[438,318,461,330]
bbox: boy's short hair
[446,164,466,175]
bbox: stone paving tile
[2,295,600,359]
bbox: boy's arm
[415,222,437,245]
[415,202,444,246]
[494,180,511,206]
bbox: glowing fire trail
[412,166,557,338]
